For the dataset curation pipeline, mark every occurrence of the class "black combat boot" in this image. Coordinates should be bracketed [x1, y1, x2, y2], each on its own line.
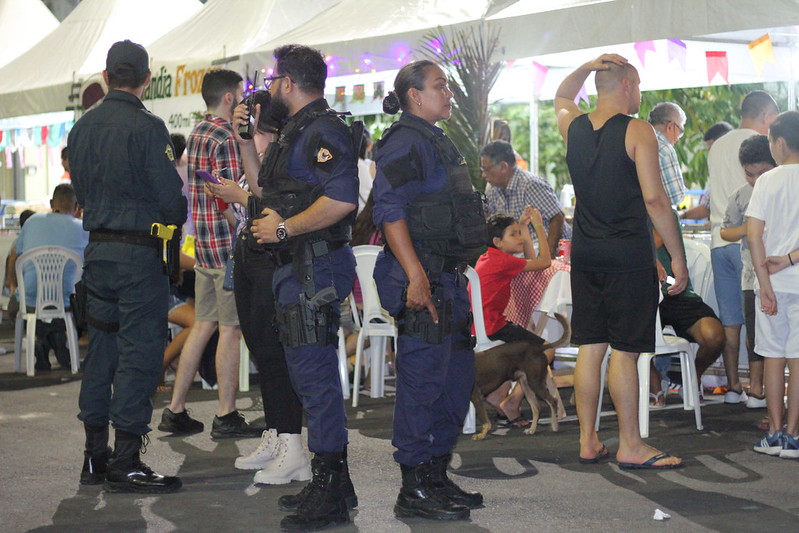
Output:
[80, 423, 110, 485]
[279, 453, 350, 532]
[394, 462, 470, 521]
[428, 453, 483, 508]
[104, 430, 182, 494]
[278, 446, 358, 512]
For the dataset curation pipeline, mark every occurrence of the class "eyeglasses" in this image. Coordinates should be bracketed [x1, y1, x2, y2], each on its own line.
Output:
[480, 162, 499, 173]
[264, 75, 287, 89]
[671, 121, 685, 139]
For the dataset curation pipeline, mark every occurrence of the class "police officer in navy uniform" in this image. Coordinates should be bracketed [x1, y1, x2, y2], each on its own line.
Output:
[248, 44, 358, 532]
[69, 40, 187, 493]
[372, 60, 486, 521]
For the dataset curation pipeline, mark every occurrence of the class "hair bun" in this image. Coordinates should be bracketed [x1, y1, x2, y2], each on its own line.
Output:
[382, 91, 401, 115]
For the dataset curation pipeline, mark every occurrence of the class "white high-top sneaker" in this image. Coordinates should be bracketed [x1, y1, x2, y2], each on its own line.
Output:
[253, 433, 311, 485]
[235, 429, 279, 470]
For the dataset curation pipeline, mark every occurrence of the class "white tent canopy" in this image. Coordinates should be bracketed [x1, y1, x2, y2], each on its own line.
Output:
[142, 0, 342, 136]
[147, 0, 341, 62]
[241, 0, 516, 74]
[0, 0, 202, 120]
[0, 0, 58, 68]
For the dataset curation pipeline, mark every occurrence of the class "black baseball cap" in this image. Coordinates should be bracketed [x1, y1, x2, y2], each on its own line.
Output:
[106, 40, 149, 76]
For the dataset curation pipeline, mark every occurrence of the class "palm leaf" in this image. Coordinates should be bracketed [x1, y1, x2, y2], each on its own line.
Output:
[419, 25, 503, 190]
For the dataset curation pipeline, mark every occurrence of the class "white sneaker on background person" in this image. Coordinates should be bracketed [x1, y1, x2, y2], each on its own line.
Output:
[235, 429, 279, 470]
[746, 394, 767, 409]
[253, 433, 311, 485]
[724, 389, 748, 404]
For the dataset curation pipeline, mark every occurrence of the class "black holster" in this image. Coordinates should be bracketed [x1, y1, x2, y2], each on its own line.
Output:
[276, 290, 338, 348]
[70, 280, 119, 333]
[399, 284, 452, 344]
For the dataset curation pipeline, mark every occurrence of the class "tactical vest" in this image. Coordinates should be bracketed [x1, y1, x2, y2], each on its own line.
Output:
[258, 103, 361, 248]
[378, 117, 487, 262]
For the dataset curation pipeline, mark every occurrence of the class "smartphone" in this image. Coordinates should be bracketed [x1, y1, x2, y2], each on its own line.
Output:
[664, 276, 676, 286]
[195, 169, 221, 185]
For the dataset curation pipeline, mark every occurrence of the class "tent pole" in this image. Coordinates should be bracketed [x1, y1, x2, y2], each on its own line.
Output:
[529, 89, 539, 179]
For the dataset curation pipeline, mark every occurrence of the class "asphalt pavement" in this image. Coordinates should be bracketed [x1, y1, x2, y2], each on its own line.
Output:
[1, 318, 797, 533]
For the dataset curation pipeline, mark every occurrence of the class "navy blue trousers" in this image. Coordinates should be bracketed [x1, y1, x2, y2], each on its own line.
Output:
[78, 243, 168, 435]
[273, 245, 355, 454]
[374, 252, 475, 466]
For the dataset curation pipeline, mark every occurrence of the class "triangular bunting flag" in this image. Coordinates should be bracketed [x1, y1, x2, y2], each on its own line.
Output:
[667, 39, 687, 70]
[748, 34, 777, 76]
[633, 41, 656, 67]
[706, 51, 729, 85]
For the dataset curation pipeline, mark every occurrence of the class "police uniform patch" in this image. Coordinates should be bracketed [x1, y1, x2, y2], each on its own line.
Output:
[317, 147, 333, 163]
[165, 144, 175, 162]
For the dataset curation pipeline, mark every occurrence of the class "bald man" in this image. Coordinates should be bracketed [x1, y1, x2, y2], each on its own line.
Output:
[554, 54, 687, 470]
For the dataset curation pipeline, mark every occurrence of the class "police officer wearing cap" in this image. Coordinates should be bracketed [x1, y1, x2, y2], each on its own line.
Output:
[372, 60, 486, 521]
[69, 40, 186, 493]
[247, 44, 358, 532]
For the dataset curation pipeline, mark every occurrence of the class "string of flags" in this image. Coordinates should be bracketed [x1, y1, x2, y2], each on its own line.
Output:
[505, 34, 778, 93]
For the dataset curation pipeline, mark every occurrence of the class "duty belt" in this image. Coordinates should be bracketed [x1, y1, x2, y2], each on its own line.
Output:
[89, 230, 160, 250]
[385, 244, 467, 275]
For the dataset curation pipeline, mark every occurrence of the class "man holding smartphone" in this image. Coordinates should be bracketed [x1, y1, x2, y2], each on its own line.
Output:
[158, 69, 261, 440]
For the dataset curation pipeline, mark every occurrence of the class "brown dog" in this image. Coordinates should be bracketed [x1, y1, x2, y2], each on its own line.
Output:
[471, 313, 570, 440]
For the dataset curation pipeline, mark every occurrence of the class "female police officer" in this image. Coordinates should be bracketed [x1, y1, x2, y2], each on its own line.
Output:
[372, 60, 486, 521]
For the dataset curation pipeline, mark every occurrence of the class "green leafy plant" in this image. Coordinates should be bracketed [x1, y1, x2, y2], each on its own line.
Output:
[419, 25, 503, 190]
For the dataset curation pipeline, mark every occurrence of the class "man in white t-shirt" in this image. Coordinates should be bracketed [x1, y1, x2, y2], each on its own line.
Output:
[706, 90, 778, 404]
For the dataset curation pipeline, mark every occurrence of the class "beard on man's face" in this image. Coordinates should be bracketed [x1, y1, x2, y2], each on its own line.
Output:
[270, 90, 290, 123]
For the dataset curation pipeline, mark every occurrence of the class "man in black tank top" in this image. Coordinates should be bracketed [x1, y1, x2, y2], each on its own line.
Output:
[554, 54, 688, 470]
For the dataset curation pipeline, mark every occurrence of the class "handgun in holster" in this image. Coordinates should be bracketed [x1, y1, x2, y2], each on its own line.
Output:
[277, 286, 338, 348]
[400, 283, 452, 344]
[151, 223, 181, 280]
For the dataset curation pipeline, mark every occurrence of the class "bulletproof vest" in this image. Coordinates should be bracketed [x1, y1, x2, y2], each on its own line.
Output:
[378, 118, 487, 261]
[258, 104, 361, 248]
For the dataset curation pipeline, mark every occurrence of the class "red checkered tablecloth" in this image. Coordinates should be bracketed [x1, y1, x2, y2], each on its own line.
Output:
[504, 259, 571, 329]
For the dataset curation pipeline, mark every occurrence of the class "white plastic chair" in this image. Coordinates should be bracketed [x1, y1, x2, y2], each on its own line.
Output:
[337, 294, 362, 400]
[351, 245, 397, 407]
[14, 246, 83, 376]
[594, 297, 703, 438]
[463, 266, 505, 434]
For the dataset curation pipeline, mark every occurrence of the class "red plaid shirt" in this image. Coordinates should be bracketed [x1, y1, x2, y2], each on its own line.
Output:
[187, 115, 241, 268]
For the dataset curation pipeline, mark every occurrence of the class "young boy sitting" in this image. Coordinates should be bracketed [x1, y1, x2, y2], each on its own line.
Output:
[720, 134, 777, 409]
[747, 110, 799, 458]
[474, 206, 552, 426]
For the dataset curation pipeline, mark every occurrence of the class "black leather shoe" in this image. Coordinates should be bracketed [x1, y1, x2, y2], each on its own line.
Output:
[278, 446, 358, 512]
[104, 431, 182, 494]
[104, 461, 182, 494]
[211, 410, 262, 439]
[280, 453, 350, 531]
[394, 462, 469, 521]
[80, 446, 111, 485]
[428, 453, 483, 508]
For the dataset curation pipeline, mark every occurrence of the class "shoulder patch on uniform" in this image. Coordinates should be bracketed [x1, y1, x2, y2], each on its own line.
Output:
[317, 147, 333, 163]
[308, 133, 343, 174]
[165, 144, 175, 162]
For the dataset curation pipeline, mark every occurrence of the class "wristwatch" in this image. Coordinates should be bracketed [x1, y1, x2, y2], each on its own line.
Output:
[276, 221, 288, 242]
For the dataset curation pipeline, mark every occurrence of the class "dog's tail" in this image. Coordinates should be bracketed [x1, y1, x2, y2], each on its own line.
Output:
[540, 312, 571, 351]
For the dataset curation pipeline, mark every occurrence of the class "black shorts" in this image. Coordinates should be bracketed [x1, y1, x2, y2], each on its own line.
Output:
[488, 322, 544, 344]
[571, 268, 658, 353]
[658, 293, 718, 343]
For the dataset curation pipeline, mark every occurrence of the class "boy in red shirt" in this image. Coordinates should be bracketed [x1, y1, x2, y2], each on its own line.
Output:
[475, 206, 552, 425]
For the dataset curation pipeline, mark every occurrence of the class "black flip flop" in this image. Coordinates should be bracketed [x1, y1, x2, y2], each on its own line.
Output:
[503, 416, 532, 428]
[618, 452, 684, 470]
[579, 444, 609, 464]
